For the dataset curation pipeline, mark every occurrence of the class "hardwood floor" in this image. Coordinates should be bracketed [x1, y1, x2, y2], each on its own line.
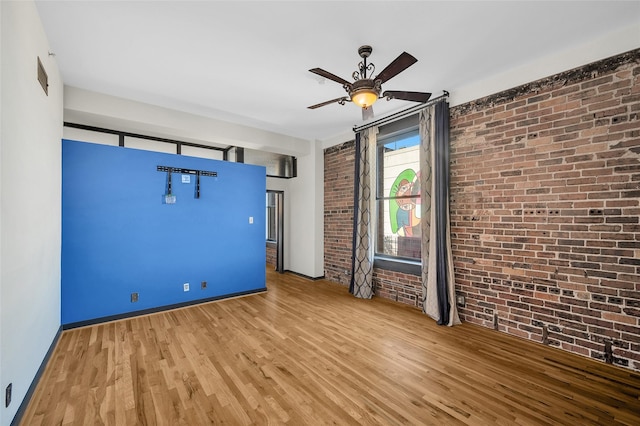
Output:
[21, 268, 640, 425]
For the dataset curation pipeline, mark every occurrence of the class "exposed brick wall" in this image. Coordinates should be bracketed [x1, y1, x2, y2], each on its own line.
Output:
[266, 243, 276, 267]
[450, 49, 640, 370]
[324, 141, 355, 285]
[323, 49, 640, 371]
[373, 268, 422, 309]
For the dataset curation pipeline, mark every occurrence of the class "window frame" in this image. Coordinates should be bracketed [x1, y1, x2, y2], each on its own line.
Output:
[373, 116, 422, 276]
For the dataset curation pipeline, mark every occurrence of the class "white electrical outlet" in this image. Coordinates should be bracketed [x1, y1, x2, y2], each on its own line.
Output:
[249, 216, 254, 224]
[183, 283, 189, 292]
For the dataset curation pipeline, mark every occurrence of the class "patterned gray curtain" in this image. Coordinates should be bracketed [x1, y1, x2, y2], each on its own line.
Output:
[350, 128, 377, 298]
[420, 100, 461, 326]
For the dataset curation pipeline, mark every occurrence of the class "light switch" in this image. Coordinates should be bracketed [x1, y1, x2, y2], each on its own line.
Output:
[249, 216, 254, 224]
[181, 175, 190, 183]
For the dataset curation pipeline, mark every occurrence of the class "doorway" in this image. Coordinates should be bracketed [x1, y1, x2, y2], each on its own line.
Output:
[266, 190, 284, 273]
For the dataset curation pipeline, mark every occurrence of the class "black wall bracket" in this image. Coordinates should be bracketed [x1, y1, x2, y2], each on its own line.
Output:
[158, 166, 217, 200]
[157, 166, 217, 177]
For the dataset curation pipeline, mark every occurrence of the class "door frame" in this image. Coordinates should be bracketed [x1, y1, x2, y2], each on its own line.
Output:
[267, 190, 285, 273]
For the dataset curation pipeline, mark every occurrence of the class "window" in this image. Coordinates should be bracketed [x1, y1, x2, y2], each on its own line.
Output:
[266, 192, 277, 242]
[374, 114, 421, 272]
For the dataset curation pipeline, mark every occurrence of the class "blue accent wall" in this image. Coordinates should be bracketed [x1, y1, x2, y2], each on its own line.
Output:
[61, 140, 266, 325]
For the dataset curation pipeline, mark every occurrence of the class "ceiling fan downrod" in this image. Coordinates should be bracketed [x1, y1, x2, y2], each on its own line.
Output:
[353, 45, 375, 81]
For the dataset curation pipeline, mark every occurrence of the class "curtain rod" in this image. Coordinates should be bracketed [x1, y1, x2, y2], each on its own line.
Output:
[352, 90, 449, 133]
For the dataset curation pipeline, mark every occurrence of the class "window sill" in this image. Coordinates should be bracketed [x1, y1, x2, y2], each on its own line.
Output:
[373, 256, 421, 276]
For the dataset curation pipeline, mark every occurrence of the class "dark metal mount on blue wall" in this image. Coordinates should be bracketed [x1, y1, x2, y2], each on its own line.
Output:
[157, 166, 217, 177]
[157, 166, 218, 199]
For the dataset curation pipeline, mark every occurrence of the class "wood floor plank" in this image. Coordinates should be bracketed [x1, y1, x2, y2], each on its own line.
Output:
[19, 268, 640, 425]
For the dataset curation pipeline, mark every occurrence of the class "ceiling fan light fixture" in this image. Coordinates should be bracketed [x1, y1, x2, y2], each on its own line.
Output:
[351, 89, 379, 108]
[350, 79, 380, 108]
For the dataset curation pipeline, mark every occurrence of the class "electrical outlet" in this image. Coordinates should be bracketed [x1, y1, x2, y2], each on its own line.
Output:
[456, 295, 466, 307]
[201, 281, 207, 289]
[131, 292, 139, 303]
[5, 383, 11, 408]
[249, 216, 254, 224]
[183, 283, 190, 292]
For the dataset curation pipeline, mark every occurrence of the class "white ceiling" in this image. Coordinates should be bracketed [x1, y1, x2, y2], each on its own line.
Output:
[35, 1, 640, 143]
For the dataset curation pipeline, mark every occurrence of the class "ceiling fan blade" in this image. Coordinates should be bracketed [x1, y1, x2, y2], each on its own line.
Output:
[309, 68, 353, 88]
[362, 106, 374, 121]
[374, 52, 418, 84]
[307, 97, 349, 109]
[383, 91, 432, 103]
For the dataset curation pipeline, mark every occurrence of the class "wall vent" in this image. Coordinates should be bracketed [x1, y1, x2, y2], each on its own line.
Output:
[232, 147, 297, 178]
[37, 56, 48, 95]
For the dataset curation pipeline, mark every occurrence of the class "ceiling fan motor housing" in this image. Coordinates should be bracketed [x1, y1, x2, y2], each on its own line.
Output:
[350, 79, 379, 94]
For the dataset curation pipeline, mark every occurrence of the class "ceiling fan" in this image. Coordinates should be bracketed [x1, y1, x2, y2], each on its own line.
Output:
[308, 45, 431, 120]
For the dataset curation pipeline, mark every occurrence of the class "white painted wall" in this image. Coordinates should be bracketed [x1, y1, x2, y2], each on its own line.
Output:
[181, 146, 224, 161]
[312, 141, 325, 277]
[0, 2, 63, 425]
[63, 126, 120, 146]
[265, 144, 324, 279]
[125, 136, 178, 154]
[287, 141, 324, 278]
[265, 142, 324, 279]
[0, 2, 3, 419]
